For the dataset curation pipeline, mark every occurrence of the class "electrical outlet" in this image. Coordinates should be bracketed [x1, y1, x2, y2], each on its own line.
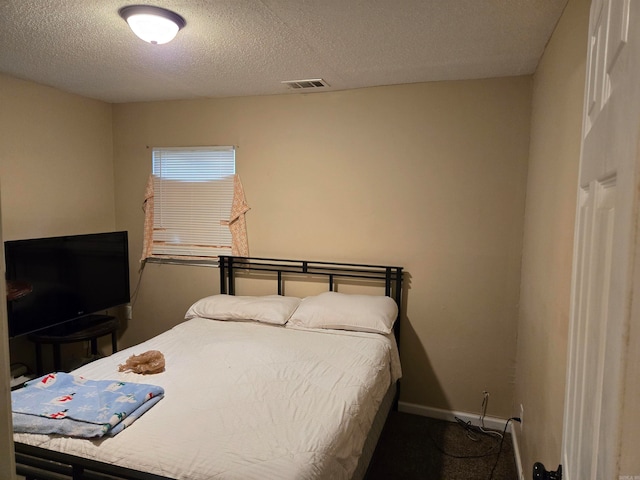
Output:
[520, 403, 524, 430]
[125, 304, 133, 320]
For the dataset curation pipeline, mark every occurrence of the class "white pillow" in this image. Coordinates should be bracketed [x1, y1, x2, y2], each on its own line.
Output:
[288, 291, 398, 334]
[185, 294, 301, 325]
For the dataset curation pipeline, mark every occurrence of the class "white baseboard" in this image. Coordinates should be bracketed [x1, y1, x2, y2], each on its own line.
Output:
[511, 427, 525, 480]
[397, 401, 525, 480]
[398, 401, 511, 432]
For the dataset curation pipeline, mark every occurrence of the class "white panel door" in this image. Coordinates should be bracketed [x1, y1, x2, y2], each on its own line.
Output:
[562, 0, 640, 479]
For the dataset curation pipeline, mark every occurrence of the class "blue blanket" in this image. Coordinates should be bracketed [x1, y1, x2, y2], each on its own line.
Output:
[12, 372, 164, 438]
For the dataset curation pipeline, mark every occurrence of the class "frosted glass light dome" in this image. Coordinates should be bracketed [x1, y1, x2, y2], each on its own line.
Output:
[119, 5, 186, 45]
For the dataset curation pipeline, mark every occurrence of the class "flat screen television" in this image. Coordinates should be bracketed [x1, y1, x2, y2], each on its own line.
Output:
[5, 231, 130, 338]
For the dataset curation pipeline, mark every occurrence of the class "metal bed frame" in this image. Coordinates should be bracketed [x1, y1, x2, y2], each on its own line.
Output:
[15, 442, 171, 480]
[15, 255, 404, 480]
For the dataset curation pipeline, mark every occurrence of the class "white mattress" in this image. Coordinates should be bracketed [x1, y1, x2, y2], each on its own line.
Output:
[14, 317, 401, 480]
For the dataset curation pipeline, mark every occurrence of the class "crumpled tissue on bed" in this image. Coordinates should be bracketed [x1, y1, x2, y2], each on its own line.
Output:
[11, 372, 164, 438]
[118, 349, 165, 374]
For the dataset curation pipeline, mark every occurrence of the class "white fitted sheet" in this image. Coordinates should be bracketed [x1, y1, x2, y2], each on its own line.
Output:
[14, 317, 401, 480]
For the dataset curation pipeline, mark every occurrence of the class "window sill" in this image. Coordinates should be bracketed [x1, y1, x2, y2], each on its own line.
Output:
[144, 257, 219, 267]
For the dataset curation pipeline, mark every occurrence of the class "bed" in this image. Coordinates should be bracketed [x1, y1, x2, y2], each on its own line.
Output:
[13, 256, 404, 480]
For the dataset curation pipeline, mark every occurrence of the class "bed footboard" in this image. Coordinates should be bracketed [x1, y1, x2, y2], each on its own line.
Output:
[15, 442, 173, 480]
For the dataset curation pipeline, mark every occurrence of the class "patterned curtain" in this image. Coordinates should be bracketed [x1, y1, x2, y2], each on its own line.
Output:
[140, 174, 155, 264]
[227, 174, 250, 257]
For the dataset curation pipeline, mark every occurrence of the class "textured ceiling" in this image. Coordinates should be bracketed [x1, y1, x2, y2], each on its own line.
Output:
[0, 0, 568, 103]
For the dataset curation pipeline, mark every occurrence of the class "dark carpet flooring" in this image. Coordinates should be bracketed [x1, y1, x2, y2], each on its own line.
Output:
[365, 412, 518, 480]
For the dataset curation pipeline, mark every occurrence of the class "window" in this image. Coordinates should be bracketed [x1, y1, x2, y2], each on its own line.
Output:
[148, 146, 236, 261]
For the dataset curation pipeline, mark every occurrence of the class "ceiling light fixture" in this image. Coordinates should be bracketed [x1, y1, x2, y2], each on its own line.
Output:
[119, 5, 186, 45]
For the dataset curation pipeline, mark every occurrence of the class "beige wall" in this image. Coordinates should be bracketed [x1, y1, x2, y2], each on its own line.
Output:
[514, 0, 589, 474]
[0, 73, 116, 368]
[113, 77, 532, 416]
[0, 74, 115, 241]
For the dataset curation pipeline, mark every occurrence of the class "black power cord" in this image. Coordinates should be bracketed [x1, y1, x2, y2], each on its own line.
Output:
[428, 414, 521, 479]
[429, 417, 501, 459]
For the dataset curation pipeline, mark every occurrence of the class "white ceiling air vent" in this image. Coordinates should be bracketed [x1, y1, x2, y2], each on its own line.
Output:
[281, 78, 330, 90]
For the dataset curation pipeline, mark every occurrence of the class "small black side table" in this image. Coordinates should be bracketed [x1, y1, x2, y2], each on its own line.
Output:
[28, 314, 119, 374]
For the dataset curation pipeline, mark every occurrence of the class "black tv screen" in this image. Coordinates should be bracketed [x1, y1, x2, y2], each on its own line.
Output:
[5, 231, 130, 338]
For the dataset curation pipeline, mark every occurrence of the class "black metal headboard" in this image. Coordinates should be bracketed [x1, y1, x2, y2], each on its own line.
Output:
[218, 255, 403, 339]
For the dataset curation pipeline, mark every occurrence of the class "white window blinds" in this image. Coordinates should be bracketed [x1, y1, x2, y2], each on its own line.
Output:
[151, 146, 235, 259]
